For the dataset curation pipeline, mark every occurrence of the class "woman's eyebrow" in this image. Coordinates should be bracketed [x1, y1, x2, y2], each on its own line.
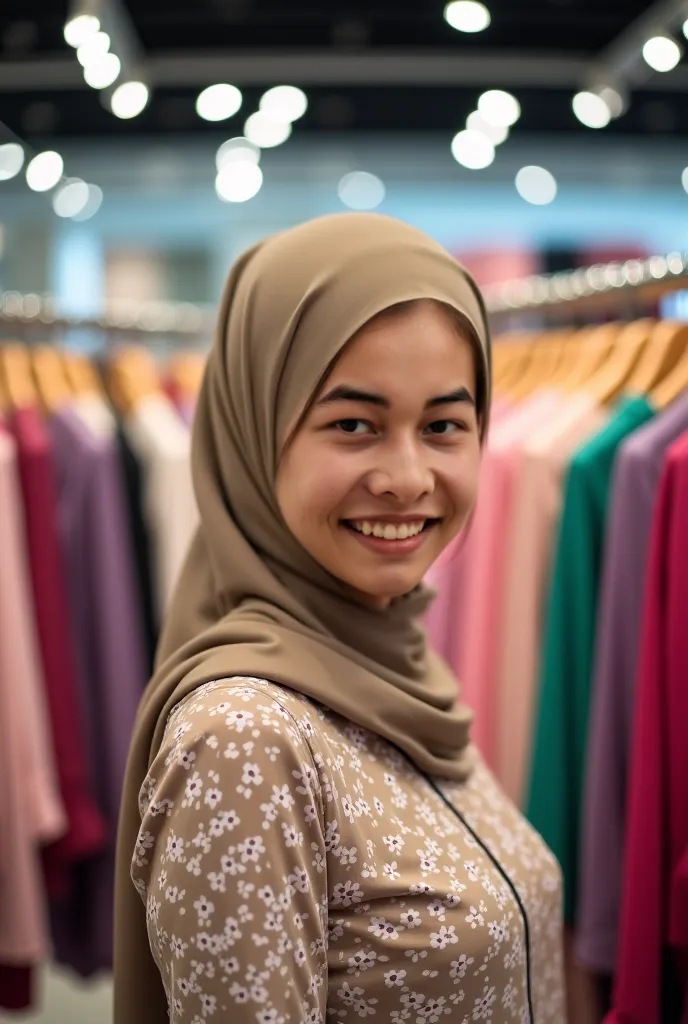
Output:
[316, 384, 475, 409]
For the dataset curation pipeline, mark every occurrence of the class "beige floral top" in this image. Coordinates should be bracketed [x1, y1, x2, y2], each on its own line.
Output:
[132, 676, 566, 1023]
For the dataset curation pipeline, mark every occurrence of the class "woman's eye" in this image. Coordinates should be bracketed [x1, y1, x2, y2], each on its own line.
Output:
[335, 418, 371, 435]
[425, 420, 465, 436]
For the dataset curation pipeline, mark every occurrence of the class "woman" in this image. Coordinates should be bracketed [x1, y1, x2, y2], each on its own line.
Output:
[114, 212, 565, 1023]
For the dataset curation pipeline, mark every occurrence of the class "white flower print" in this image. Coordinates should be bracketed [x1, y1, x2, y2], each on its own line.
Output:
[428, 899, 446, 921]
[430, 925, 458, 949]
[418, 996, 450, 1021]
[224, 742, 239, 760]
[193, 895, 214, 923]
[165, 833, 185, 862]
[183, 772, 203, 806]
[369, 917, 401, 941]
[281, 822, 303, 847]
[384, 968, 407, 987]
[239, 835, 266, 863]
[399, 909, 422, 929]
[331, 880, 363, 907]
[204, 788, 222, 811]
[177, 750, 196, 770]
[450, 954, 475, 981]
[383, 834, 404, 854]
[169, 935, 188, 959]
[465, 904, 486, 929]
[226, 710, 254, 732]
[472, 984, 496, 1020]
[383, 861, 400, 881]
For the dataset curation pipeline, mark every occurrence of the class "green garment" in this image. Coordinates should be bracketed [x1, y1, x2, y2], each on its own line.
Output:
[526, 394, 655, 922]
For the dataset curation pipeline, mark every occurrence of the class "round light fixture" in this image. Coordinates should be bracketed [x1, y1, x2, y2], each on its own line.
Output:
[683, 19, 688, 40]
[444, 1, 491, 33]
[83, 52, 121, 89]
[515, 165, 557, 205]
[477, 89, 521, 127]
[110, 81, 150, 119]
[338, 171, 386, 210]
[71, 184, 103, 222]
[0, 142, 25, 181]
[216, 137, 261, 171]
[52, 178, 90, 218]
[196, 84, 243, 122]
[26, 150, 64, 192]
[572, 91, 611, 129]
[63, 14, 100, 48]
[259, 85, 308, 123]
[244, 112, 292, 148]
[215, 160, 264, 202]
[642, 35, 682, 72]
[451, 129, 495, 169]
[466, 110, 509, 144]
[76, 30, 110, 67]
[682, 167, 688, 193]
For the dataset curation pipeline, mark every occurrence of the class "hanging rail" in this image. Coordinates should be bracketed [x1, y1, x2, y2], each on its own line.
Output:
[484, 251, 688, 317]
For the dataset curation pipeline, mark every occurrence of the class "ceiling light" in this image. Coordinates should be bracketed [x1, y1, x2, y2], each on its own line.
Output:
[683, 19, 688, 39]
[76, 30, 110, 67]
[216, 137, 261, 171]
[338, 171, 386, 210]
[196, 84, 243, 122]
[83, 52, 121, 89]
[71, 184, 103, 221]
[466, 110, 509, 144]
[52, 178, 90, 218]
[0, 142, 25, 181]
[682, 167, 688, 193]
[515, 165, 557, 205]
[110, 81, 150, 119]
[244, 112, 291, 148]
[598, 85, 625, 118]
[215, 161, 263, 202]
[451, 129, 495, 169]
[259, 85, 308, 123]
[642, 35, 682, 72]
[572, 91, 611, 128]
[444, 1, 491, 33]
[26, 150, 64, 192]
[477, 89, 521, 127]
[63, 14, 100, 48]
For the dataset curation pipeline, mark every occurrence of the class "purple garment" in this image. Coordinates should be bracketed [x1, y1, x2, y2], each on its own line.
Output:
[48, 407, 147, 976]
[577, 393, 688, 974]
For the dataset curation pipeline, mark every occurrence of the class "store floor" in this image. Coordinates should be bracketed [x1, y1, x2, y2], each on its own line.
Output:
[0, 968, 112, 1023]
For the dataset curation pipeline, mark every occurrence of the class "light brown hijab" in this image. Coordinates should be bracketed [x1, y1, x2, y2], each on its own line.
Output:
[114, 212, 491, 1023]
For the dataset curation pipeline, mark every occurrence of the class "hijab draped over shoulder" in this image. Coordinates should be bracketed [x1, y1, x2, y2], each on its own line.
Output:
[114, 212, 491, 1023]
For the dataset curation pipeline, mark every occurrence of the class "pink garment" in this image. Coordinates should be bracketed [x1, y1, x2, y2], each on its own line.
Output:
[458, 391, 562, 764]
[493, 394, 608, 806]
[0, 427, 65, 965]
[605, 432, 688, 1024]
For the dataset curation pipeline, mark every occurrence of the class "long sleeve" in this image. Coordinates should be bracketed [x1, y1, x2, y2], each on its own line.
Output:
[131, 681, 328, 1023]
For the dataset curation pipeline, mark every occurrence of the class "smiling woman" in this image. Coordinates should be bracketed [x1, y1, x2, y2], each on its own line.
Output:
[114, 212, 566, 1024]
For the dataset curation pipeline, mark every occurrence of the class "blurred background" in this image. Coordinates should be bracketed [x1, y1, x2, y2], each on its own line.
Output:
[2, 1, 688, 1022]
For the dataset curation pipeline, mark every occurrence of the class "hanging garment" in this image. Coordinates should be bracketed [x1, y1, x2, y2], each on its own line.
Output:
[605, 431, 688, 1024]
[132, 676, 566, 1023]
[577, 392, 688, 975]
[0, 425, 64, 1010]
[526, 394, 655, 922]
[9, 406, 107, 898]
[123, 394, 198, 617]
[493, 392, 608, 807]
[48, 404, 148, 974]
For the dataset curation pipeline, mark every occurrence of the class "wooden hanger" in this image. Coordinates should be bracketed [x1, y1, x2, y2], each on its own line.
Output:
[625, 320, 688, 395]
[507, 332, 566, 400]
[168, 351, 205, 401]
[651, 325, 688, 410]
[31, 345, 74, 413]
[109, 345, 161, 414]
[586, 318, 655, 406]
[547, 329, 587, 387]
[0, 343, 38, 409]
[561, 322, 622, 393]
[61, 350, 105, 398]
[492, 338, 533, 394]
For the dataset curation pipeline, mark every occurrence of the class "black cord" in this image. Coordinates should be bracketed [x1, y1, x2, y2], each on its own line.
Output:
[424, 774, 535, 1024]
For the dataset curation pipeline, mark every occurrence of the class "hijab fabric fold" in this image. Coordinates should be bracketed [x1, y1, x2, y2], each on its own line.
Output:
[114, 212, 491, 1023]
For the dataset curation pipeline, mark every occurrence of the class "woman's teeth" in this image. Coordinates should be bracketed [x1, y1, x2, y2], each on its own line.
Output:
[348, 520, 426, 540]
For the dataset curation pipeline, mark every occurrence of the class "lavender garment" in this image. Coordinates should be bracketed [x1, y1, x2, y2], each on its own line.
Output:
[48, 407, 147, 975]
[577, 393, 688, 974]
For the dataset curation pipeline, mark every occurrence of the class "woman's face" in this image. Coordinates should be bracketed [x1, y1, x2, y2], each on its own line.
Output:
[275, 300, 482, 608]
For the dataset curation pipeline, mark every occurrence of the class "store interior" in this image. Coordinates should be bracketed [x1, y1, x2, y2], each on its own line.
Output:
[1, 0, 688, 1021]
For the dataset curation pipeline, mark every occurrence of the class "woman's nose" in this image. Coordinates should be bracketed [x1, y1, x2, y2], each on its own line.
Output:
[367, 440, 435, 504]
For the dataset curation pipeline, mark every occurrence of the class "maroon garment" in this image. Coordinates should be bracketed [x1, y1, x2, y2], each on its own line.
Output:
[0, 965, 33, 1012]
[10, 407, 107, 897]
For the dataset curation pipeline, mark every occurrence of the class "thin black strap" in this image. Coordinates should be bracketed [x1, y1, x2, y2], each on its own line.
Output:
[424, 774, 535, 1024]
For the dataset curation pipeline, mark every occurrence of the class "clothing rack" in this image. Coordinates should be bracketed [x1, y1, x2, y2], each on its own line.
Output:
[0, 289, 214, 340]
[484, 250, 688, 321]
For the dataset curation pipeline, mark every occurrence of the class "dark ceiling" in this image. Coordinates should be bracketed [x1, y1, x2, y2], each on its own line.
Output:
[2, 0, 687, 141]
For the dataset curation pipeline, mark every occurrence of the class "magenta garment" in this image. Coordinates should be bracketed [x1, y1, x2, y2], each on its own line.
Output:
[578, 394, 688, 974]
[48, 406, 148, 975]
[605, 431, 688, 1024]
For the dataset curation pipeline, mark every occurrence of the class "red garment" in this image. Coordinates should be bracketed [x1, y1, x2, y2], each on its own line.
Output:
[10, 407, 107, 897]
[605, 432, 688, 1024]
[0, 965, 33, 1011]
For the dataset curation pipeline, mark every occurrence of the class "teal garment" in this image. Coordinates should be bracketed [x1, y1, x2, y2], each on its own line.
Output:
[526, 394, 655, 923]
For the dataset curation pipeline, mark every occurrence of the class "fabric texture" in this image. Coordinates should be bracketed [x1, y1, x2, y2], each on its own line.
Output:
[133, 675, 566, 1023]
[48, 405, 147, 975]
[577, 394, 688, 974]
[114, 212, 491, 1024]
[526, 394, 655, 922]
[604, 432, 688, 1024]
